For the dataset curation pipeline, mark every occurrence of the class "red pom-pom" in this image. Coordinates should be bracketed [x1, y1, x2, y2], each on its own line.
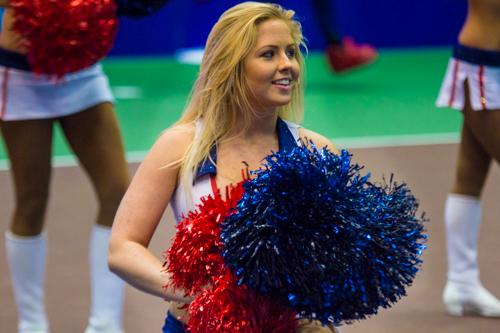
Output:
[165, 182, 245, 296]
[166, 177, 296, 331]
[188, 271, 298, 333]
[11, 0, 118, 76]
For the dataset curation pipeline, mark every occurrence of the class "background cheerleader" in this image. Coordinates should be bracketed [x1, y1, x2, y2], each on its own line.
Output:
[311, 0, 378, 73]
[436, 0, 500, 318]
[0, 0, 129, 332]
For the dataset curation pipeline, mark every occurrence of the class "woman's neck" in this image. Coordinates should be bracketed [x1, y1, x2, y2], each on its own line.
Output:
[227, 112, 278, 142]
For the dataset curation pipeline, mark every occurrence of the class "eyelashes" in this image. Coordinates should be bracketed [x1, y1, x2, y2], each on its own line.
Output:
[260, 48, 296, 59]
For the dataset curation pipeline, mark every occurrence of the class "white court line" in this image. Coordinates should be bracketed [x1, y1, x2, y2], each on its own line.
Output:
[0, 132, 459, 171]
[333, 132, 459, 149]
[0, 151, 149, 171]
[112, 86, 143, 99]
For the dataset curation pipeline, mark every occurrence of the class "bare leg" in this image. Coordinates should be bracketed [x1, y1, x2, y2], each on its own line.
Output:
[461, 100, 500, 165]
[59, 102, 129, 332]
[451, 118, 491, 197]
[0, 119, 53, 236]
[1, 118, 53, 332]
[443, 82, 500, 317]
[59, 102, 129, 227]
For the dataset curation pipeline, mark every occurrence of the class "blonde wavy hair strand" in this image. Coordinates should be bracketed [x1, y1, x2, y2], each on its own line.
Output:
[172, 2, 306, 194]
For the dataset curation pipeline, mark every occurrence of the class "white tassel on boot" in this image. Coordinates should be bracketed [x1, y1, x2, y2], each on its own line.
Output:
[84, 225, 125, 333]
[5, 231, 49, 333]
[443, 193, 500, 317]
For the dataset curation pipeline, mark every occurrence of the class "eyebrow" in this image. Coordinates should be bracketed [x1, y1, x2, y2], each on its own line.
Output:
[256, 43, 296, 51]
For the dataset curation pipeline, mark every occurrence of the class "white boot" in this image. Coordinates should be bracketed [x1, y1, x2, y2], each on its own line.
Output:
[443, 194, 500, 317]
[84, 225, 125, 333]
[5, 231, 50, 333]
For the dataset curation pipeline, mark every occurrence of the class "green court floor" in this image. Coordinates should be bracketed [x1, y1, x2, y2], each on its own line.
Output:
[0, 48, 460, 164]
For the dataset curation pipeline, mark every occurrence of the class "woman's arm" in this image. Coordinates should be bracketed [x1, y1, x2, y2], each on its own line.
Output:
[108, 124, 194, 302]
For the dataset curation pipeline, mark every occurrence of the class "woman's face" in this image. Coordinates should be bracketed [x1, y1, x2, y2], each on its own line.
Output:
[243, 19, 300, 112]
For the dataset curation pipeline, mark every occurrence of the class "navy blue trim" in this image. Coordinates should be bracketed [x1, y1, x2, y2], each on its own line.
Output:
[195, 117, 298, 179]
[162, 312, 186, 333]
[453, 43, 500, 67]
[277, 117, 299, 152]
[0, 47, 31, 71]
[195, 144, 217, 178]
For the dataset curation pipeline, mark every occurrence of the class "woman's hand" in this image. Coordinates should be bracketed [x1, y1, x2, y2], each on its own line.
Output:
[296, 319, 338, 333]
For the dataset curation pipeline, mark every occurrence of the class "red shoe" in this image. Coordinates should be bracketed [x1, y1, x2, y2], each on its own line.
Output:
[326, 37, 378, 73]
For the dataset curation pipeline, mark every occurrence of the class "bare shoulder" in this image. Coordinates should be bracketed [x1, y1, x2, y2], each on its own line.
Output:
[298, 127, 339, 154]
[115, 122, 195, 233]
[146, 123, 195, 166]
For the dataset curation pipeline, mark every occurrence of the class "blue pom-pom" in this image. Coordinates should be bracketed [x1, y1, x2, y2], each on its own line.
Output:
[220, 144, 427, 324]
[115, 0, 169, 18]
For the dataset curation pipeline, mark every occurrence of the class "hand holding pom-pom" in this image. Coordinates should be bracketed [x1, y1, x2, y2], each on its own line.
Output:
[188, 271, 298, 333]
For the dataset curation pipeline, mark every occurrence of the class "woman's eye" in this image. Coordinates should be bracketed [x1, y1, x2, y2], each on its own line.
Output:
[262, 50, 274, 58]
[287, 48, 296, 58]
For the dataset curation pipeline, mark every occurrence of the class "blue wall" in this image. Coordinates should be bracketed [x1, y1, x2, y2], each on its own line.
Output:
[111, 0, 467, 56]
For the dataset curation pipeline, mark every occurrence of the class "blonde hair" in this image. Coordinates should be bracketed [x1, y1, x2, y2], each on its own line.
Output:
[174, 2, 306, 190]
